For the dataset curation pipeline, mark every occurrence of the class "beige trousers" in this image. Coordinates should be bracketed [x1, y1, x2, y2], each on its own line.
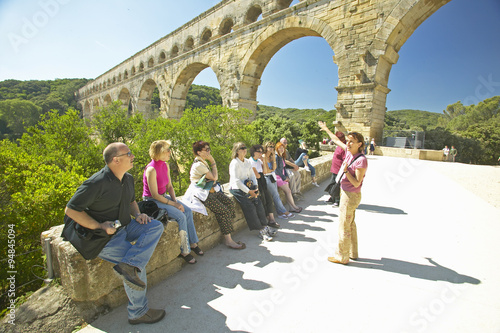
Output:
[335, 189, 361, 263]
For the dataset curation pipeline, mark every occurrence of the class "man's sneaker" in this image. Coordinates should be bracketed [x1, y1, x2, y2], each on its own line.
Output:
[113, 262, 146, 291]
[332, 202, 339, 207]
[304, 166, 311, 172]
[259, 228, 273, 241]
[268, 221, 281, 229]
[129, 308, 166, 325]
[325, 197, 335, 203]
[266, 226, 278, 237]
[312, 182, 320, 187]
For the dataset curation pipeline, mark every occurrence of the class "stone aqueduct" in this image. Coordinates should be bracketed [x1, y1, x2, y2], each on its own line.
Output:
[76, 0, 451, 141]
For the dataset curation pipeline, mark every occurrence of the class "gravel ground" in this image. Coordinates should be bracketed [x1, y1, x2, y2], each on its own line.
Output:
[427, 160, 500, 208]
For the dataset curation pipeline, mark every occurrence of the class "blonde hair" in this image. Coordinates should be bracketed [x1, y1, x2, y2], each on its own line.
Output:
[231, 142, 247, 159]
[149, 140, 171, 160]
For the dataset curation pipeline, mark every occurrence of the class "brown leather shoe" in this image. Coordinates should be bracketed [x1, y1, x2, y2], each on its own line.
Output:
[328, 257, 347, 265]
[129, 308, 166, 325]
[113, 262, 146, 291]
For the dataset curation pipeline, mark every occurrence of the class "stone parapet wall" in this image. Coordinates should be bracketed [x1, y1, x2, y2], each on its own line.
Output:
[40, 154, 333, 308]
[319, 144, 444, 162]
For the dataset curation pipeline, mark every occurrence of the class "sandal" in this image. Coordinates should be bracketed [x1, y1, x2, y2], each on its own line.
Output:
[226, 241, 246, 250]
[179, 253, 196, 264]
[292, 207, 302, 213]
[192, 246, 204, 256]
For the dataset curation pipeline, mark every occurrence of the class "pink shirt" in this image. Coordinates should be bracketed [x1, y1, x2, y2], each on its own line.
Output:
[142, 159, 169, 197]
[341, 152, 367, 193]
[330, 146, 346, 174]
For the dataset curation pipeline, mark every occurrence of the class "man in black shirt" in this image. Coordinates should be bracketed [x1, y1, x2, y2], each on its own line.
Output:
[65, 142, 165, 325]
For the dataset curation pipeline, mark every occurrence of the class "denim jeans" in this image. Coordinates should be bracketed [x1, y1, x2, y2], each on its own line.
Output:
[229, 189, 268, 231]
[265, 176, 287, 214]
[99, 218, 164, 320]
[295, 153, 316, 177]
[144, 195, 199, 254]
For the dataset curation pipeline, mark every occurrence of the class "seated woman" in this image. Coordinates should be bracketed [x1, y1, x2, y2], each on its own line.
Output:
[294, 139, 319, 187]
[183, 141, 245, 250]
[249, 144, 280, 231]
[275, 141, 302, 213]
[229, 142, 273, 241]
[262, 141, 294, 220]
[142, 140, 203, 264]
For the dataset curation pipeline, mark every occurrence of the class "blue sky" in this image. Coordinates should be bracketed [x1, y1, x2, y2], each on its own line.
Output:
[0, 0, 499, 113]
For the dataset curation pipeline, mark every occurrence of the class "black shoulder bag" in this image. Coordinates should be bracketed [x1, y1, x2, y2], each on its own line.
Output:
[325, 154, 364, 196]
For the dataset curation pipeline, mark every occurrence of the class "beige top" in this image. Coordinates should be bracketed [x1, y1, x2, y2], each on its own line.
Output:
[190, 157, 210, 183]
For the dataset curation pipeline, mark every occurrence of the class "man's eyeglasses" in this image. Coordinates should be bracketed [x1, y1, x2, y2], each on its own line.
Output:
[115, 151, 132, 158]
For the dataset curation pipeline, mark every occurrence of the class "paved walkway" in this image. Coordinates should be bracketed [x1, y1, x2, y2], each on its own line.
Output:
[81, 156, 500, 333]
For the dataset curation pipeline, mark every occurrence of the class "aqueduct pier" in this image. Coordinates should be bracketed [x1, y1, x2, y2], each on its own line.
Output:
[75, 0, 451, 142]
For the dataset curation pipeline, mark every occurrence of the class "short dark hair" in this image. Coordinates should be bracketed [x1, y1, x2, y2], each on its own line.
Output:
[193, 140, 209, 156]
[250, 144, 263, 157]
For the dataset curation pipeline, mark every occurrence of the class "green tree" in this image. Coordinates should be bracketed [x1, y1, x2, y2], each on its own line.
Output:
[91, 101, 145, 146]
[0, 99, 43, 139]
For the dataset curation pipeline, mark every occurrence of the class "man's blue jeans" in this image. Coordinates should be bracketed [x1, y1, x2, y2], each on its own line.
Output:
[295, 153, 316, 177]
[99, 218, 164, 320]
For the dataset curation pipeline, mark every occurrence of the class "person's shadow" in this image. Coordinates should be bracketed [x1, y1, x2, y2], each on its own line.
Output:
[349, 257, 480, 284]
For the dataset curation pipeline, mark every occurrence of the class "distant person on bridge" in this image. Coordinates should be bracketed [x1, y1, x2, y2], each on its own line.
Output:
[318, 121, 368, 265]
[450, 146, 457, 162]
[369, 138, 376, 155]
[442, 145, 450, 161]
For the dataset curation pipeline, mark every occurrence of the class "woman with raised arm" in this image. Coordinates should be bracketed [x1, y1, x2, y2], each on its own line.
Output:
[183, 141, 245, 250]
[142, 140, 203, 264]
[318, 121, 368, 265]
[275, 141, 302, 213]
[229, 142, 274, 241]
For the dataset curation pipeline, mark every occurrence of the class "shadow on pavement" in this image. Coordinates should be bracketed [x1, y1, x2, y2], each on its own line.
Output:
[358, 204, 407, 215]
[349, 257, 481, 284]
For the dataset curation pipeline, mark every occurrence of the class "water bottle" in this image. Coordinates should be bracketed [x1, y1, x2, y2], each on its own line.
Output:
[113, 220, 121, 228]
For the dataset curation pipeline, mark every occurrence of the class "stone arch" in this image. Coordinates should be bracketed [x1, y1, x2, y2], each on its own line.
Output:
[200, 28, 212, 45]
[139, 62, 145, 72]
[103, 94, 112, 107]
[131, 66, 136, 75]
[171, 45, 179, 58]
[239, 15, 344, 108]
[374, 0, 453, 88]
[83, 100, 91, 119]
[219, 17, 234, 35]
[148, 57, 154, 68]
[184, 36, 194, 51]
[159, 51, 166, 63]
[124, 70, 129, 80]
[169, 62, 219, 118]
[276, 0, 293, 10]
[92, 98, 100, 112]
[137, 78, 158, 114]
[245, 4, 263, 24]
[118, 88, 131, 109]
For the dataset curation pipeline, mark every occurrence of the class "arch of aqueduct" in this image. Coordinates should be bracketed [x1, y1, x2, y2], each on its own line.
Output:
[76, 0, 451, 141]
